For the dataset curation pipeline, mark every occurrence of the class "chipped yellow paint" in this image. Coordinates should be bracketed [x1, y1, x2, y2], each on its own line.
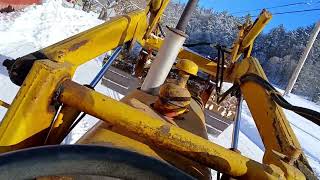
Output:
[59, 79, 282, 179]
[0, 60, 73, 147]
[42, 10, 148, 66]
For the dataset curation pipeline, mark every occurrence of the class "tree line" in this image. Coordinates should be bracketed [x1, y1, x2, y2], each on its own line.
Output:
[162, 1, 320, 103]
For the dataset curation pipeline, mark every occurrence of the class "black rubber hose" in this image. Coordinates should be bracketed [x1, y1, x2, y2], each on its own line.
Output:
[240, 73, 320, 126]
[184, 42, 211, 47]
[271, 93, 320, 126]
[158, 23, 166, 37]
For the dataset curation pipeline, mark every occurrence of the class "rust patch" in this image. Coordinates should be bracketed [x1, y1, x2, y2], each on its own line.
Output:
[68, 40, 89, 51]
[57, 50, 65, 59]
[159, 124, 171, 136]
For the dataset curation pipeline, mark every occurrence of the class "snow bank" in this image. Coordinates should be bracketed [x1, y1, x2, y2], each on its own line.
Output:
[0, 0, 101, 53]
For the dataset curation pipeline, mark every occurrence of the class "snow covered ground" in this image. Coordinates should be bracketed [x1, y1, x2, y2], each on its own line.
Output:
[0, 0, 319, 178]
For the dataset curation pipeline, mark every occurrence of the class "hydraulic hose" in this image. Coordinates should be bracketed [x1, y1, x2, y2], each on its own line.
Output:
[240, 73, 320, 127]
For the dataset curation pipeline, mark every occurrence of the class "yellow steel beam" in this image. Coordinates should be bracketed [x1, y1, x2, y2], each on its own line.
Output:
[0, 60, 73, 147]
[59, 79, 287, 179]
[31, 10, 149, 145]
[77, 90, 211, 179]
[244, 43, 254, 58]
[146, 0, 170, 38]
[233, 57, 301, 159]
[179, 48, 219, 77]
[42, 10, 148, 66]
[150, 0, 163, 12]
[228, 10, 271, 63]
[230, 27, 244, 63]
[46, 106, 81, 144]
[231, 57, 310, 179]
[241, 10, 272, 49]
[35, 4, 173, 145]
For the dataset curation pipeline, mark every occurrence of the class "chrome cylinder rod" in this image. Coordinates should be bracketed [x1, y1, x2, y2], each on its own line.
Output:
[231, 95, 243, 149]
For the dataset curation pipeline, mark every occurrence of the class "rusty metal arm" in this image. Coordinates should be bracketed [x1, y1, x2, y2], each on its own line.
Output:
[241, 10, 272, 49]
[0, 10, 150, 148]
[145, 0, 171, 38]
[58, 79, 288, 180]
[231, 57, 311, 179]
[41, 0, 171, 68]
[39, 1, 173, 145]
[235, 57, 301, 158]
[41, 9, 148, 66]
[0, 60, 73, 149]
[230, 10, 272, 63]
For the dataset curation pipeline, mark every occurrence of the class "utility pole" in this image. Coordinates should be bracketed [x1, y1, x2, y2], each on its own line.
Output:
[284, 21, 320, 96]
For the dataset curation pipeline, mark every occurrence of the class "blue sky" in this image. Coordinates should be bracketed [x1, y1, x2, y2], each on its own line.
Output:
[179, 0, 320, 32]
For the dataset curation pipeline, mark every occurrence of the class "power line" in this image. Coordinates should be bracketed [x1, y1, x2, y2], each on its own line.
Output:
[231, 1, 314, 15]
[272, 8, 320, 15]
[245, 8, 320, 18]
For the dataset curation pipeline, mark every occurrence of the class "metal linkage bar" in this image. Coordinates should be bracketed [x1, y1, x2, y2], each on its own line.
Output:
[66, 47, 123, 134]
[90, 46, 122, 88]
[59, 79, 281, 180]
[42, 10, 147, 66]
[231, 95, 243, 150]
[0, 100, 10, 109]
[241, 10, 272, 49]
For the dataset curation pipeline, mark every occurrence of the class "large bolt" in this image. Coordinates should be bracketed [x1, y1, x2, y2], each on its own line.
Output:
[154, 59, 198, 118]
